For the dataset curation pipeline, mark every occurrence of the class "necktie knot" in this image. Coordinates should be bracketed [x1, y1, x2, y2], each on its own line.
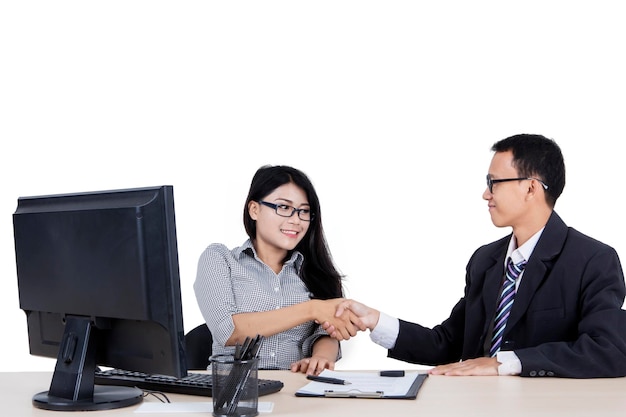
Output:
[506, 259, 527, 283]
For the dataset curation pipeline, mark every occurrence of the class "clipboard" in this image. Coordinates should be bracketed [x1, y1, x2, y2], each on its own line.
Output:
[295, 370, 428, 399]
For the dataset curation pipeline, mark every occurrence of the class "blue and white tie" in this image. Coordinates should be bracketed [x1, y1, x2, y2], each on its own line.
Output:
[490, 258, 527, 357]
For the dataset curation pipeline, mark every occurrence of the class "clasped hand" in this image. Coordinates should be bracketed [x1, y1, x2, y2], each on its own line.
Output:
[314, 299, 363, 341]
[319, 299, 377, 341]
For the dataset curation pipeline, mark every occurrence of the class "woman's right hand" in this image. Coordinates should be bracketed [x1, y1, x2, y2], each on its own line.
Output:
[312, 299, 361, 341]
[322, 299, 379, 340]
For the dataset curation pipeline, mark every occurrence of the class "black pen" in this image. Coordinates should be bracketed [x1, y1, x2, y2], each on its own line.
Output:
[307, 375, 351, 385]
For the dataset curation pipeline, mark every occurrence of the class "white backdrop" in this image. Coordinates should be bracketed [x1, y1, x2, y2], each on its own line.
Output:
[1, 1, 625, 373]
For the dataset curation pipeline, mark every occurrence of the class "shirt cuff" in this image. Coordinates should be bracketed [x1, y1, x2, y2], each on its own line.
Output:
[369, 312, 399, 350]
[496, 351, 522, 375]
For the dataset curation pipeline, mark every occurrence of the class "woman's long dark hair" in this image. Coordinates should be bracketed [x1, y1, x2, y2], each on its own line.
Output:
[243, 165, 343, 299]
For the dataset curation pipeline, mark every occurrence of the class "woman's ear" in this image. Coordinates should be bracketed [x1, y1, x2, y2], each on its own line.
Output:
[248, 200, 259, 220]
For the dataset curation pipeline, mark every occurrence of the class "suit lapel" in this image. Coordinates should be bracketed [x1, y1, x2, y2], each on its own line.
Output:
[483, 259, 506, 327]
[479, 242, 510, 348]
[505, 211, 568, 332]
[506, 260, 548, 329]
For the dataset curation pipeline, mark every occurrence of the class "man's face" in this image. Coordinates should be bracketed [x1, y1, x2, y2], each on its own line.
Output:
[483, 150, 533, 229]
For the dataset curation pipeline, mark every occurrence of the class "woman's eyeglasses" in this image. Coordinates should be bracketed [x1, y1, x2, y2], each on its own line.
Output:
[258, 201, 314, 221]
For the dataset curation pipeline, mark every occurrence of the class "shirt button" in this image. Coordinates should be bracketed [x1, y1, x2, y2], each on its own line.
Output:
[274, 287, 279, 292]
[269, 352, 275, 357]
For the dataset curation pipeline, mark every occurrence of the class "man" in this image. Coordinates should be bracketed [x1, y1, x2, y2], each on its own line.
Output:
[328, 134, 626, 377]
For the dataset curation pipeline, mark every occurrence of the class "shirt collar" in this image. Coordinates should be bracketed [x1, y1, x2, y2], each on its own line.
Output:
[506, 226, 545, 265]
[236, 239, 304, 270]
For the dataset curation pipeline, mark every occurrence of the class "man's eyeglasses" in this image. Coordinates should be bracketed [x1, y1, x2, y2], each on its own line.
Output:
[258, 201, 314, 221]
[486, 175, 549, 193]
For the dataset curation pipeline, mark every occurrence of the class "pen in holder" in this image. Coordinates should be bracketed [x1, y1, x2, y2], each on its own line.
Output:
[211, 335, 264, 417]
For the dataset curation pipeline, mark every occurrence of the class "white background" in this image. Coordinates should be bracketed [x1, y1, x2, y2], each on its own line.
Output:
[1, 1, 625, 373]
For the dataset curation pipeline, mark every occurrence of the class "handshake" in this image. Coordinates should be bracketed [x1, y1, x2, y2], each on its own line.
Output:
[315, 299, 381, 341]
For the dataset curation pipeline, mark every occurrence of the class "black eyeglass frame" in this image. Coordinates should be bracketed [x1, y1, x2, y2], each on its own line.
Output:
[257, 201, 314, 221]
[486, 175, 549, 193]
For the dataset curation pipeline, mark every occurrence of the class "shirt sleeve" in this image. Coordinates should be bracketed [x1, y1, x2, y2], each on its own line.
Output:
[497, 351, 522, 375]
[369, 311, 400, 349]
[302, 324, 342, 361]
[193, 245, 237, 347]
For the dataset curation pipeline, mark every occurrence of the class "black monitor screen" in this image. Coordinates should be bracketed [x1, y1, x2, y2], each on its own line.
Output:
[13, 185, 187, 411]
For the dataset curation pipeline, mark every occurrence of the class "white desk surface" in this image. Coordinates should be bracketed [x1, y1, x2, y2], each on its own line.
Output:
[1, 370, 625, 416]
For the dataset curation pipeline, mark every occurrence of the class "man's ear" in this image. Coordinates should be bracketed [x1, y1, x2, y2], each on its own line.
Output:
[526, 178, 542, 201]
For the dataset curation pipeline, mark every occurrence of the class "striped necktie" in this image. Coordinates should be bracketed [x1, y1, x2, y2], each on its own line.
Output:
[489, 258, 527, 357]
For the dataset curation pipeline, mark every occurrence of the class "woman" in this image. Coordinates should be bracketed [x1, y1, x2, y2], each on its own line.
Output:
[194, 165, 354, 375]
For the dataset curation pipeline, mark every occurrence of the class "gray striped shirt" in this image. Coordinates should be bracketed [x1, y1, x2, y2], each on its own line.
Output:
[193, 239, 329, 369]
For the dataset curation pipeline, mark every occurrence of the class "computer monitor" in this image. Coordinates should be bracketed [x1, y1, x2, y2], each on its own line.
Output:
[13, 185, 187, 411]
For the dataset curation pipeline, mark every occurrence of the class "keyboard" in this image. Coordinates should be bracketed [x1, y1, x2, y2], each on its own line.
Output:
[94, 368, 284, 397]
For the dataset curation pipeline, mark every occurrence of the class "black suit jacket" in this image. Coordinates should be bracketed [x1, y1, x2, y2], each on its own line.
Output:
[389, 211, 626, 378]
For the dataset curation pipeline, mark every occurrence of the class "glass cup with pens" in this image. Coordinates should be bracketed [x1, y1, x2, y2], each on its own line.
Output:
[210, 335, 264, 417]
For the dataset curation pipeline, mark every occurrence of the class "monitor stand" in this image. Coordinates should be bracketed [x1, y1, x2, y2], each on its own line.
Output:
[32, 315, 143, 411]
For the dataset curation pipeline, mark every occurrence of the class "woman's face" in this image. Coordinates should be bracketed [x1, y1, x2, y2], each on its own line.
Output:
[248, 182, 311, 254]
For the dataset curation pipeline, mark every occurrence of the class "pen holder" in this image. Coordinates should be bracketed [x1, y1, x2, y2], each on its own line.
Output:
[210, 354, 259, 417]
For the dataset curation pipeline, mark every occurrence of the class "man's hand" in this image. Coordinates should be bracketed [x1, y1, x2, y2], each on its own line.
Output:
[428, 357, 500, 376]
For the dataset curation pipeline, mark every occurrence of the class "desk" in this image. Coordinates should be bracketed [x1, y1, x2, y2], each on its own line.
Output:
[2, 371, 625, 416]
